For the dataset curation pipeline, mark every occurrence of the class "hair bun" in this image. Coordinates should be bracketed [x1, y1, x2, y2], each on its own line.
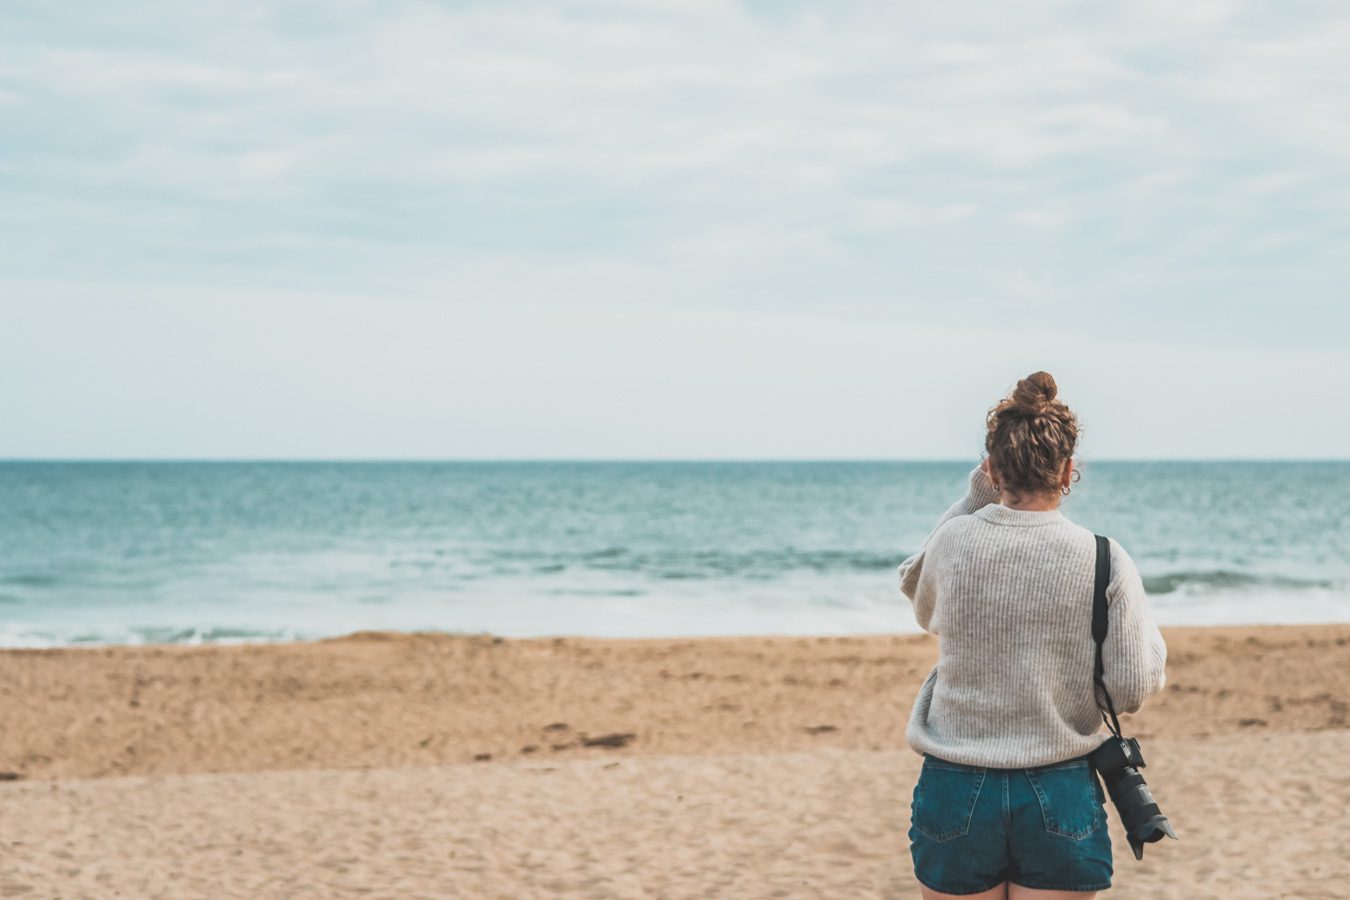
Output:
[1009, 370, 1058, 414]
[984, 371, 1079, 495]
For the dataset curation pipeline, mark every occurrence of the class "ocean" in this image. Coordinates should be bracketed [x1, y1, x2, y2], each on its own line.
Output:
[1, 460, 1346, 647]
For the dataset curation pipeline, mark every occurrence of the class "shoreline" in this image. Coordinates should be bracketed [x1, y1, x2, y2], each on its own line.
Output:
[6, 616, 1346, 649]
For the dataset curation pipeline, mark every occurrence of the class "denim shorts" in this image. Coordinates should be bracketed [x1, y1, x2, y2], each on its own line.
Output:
[908, 752, 1113, 894]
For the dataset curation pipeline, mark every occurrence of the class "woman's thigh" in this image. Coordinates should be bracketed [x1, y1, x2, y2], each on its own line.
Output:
[1008, 886, 1096, 900]
[921, 882, 1008, 900]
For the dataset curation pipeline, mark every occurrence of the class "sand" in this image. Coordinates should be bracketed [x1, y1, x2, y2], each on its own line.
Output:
[1, 623, 1347, 898]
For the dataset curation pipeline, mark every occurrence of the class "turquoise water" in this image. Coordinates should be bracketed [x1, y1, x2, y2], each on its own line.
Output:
[1, 461, 1347, 647]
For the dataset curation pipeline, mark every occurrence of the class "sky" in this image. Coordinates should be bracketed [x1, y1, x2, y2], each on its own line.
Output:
[2, 1, 1348, 460]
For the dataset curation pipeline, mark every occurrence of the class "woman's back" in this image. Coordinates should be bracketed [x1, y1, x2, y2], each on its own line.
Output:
[901, 489, 1167, 768]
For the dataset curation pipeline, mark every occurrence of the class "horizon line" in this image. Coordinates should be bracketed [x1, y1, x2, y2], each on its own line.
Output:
[2, 456, 1347, 464]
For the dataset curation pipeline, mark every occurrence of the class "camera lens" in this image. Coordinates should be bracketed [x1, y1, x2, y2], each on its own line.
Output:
[1089, 742, 1178, 860]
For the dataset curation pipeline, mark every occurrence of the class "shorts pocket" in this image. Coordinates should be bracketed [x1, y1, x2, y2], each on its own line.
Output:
[911, 760, 985, 843]
[1024, 764, 1104, 841]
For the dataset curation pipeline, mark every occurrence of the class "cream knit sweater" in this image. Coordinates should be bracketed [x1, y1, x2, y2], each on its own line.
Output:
[898, 464, 1168, 768]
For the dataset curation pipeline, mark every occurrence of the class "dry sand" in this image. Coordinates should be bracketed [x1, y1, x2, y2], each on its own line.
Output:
[1, 623, 1347, 898]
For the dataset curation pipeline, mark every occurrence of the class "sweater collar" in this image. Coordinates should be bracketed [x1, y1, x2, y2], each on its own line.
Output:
[973, 503, 1067, 527]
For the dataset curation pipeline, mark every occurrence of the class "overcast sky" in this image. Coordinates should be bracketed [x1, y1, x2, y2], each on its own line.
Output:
[3, 1, 1348, 460]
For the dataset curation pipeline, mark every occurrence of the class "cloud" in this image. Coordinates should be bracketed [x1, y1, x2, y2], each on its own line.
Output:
[1, 1, 1348, 456]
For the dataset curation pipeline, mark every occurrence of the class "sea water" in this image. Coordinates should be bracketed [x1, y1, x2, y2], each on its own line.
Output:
[1, 460, 1346, 647]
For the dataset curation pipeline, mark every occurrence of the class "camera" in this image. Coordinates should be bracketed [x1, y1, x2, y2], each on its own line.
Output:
[1088, 736, 1178, 860]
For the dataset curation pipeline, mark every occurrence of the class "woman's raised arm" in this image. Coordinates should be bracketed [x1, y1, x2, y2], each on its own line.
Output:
[898, 463, 1001, 630]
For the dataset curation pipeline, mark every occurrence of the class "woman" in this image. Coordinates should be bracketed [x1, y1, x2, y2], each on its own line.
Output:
[897, 371, 1168, 899]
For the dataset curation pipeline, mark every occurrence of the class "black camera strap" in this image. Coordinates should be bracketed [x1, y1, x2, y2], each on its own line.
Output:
[1092, 533, 1125, 739]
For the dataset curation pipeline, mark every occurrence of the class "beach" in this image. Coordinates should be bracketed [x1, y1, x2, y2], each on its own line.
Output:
[2, 623, 1347, 898]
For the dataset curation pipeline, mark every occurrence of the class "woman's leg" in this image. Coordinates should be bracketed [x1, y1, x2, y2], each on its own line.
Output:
[1008, 886, 1096, 900]
[920, 882, 1008, 900]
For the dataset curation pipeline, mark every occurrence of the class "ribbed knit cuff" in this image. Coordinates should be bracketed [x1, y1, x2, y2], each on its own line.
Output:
[960, 464, 1001, 513]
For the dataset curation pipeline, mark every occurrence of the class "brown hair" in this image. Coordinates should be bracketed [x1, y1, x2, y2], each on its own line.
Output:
[983, 371, 1081, 499]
